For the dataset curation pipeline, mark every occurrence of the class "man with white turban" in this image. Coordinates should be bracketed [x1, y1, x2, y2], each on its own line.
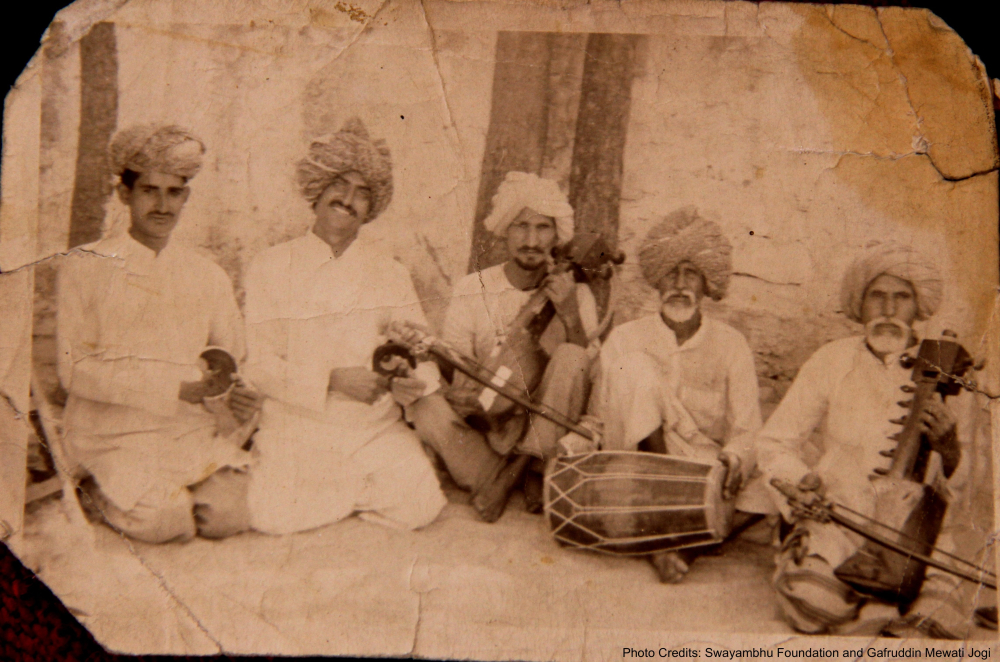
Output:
[57, 123, 253, 543]
[758, 241, 978, 638]
[190, 118, 446, 538]
[587, 206, 770, 583]
[407, 170, 599, 522]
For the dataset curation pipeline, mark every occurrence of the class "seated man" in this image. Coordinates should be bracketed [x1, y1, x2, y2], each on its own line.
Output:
[757, 241, 977, 638]
[590, 208, 771, 582]
[192, 118, 446, 537]
[408, 171, 599, 521]
[57, 124, 253, 543]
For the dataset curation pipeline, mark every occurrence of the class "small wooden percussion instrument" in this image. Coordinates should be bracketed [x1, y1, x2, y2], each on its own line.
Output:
[544, 451, 734, 555]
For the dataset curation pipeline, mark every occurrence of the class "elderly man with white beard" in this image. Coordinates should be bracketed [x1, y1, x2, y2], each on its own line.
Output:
[590, 208, 771, 584]
[757, 241, 976, 638]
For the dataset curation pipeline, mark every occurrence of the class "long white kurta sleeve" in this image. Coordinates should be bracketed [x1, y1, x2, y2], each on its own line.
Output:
[57, 239, 245, 417]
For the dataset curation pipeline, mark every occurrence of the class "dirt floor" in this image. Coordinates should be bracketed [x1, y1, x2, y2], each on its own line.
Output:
[17, 489, 996, 658]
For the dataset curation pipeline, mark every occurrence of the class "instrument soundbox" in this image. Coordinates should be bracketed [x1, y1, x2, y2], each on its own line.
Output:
[472, 232, 623, 420]
[833, 332, 974, 604]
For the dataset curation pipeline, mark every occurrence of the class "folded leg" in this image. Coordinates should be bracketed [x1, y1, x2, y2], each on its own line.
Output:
[85, 477, 197, 544]
[353, 423, 448, 530]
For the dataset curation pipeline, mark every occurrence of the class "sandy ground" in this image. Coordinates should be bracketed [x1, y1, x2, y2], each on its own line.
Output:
[17, 491, 995, 658]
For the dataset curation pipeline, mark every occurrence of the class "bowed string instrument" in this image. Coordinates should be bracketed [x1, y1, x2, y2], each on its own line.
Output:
[774, 332, 995, 601]
[374, 232, 622, 520]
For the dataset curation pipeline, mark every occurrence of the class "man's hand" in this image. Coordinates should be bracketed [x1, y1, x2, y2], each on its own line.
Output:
[179, 380, 210, 404]
[919, 394, 960, 477]
[543, 271, 579, 320]
[329, 367, 389, 404]
[797, 472, 824, 495]
[386, 319, 432, 348]
[228, 383, 264, 423]
[390, 376, 427, 407]
[718, 450, 745, 500]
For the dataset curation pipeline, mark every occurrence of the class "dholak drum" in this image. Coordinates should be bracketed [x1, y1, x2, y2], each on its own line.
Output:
[544, 451, 734, 555]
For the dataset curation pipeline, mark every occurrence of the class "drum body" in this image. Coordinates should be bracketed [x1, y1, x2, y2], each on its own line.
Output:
[544, 451, 734, 555]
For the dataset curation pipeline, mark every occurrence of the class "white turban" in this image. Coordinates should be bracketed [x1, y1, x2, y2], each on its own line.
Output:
[109, 124, 206, 180]
[483, 171, 574, 243]
[638, 207, 732, 301]
[840, 241, 943, 323]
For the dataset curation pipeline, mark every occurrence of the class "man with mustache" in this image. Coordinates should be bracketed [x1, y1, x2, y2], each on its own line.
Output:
[190, 118, 446, 537]
[407, 171, 598, 521]
[57, 124, 253, 543]
[590, 208, 770, 583]
[757, 241, 974, 637]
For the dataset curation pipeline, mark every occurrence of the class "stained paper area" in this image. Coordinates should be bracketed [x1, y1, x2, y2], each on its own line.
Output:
[1, 0, 998, 657]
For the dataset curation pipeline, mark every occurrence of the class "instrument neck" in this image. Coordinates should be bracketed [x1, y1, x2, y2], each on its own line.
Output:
[887, 379, 936, 479]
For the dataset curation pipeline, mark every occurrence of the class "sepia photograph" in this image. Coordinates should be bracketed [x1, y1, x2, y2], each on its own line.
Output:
[0, 0, 998, 658]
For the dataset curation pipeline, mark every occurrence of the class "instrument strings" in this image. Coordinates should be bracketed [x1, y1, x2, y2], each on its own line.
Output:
[832, 501, 997, 578]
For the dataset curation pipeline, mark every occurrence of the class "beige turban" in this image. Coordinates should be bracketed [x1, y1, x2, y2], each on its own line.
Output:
[482, 171, 574, 243]
[840, 241, 942, 323]
[296, 118, 393, 221]
[638, 207, 732, 301]
[108, 124, 206, 180]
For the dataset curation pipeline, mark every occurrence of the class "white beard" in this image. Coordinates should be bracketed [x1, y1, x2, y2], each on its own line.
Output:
[661, 290, 698, 323]
[864, 317, 912, 356]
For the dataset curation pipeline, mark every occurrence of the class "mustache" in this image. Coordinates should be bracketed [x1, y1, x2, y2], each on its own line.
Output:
[330, 201, 358, 217]
[661, 290, 697, 306]
[865, 316, 910, 336]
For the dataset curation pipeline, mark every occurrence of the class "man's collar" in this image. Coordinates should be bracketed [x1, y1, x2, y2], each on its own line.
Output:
[860, 333, 920, 367]
[658, 309, 707, 349]
[650, 311, 710, 350]
[305, 228, 365, 263]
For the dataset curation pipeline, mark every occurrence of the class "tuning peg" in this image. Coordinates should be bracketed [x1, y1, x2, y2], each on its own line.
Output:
[873, 467, 889, 476]
[900, 384, 915, 393]
[974, 358, 987, 372]
[879, 449, 895, 457]
[900, 355, 916, 369]
[897, 400, 912, 409]
[888, 432, 902, 441]
[889, 416, 907, 425]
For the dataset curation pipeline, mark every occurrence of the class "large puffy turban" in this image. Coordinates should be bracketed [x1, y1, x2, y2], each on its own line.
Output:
[638, 207, 732, 301]
[483, 171, 574, 243]
[841, 241, 942, 323]
[296, 117, 393, 221]
[109, 124, 206, 180]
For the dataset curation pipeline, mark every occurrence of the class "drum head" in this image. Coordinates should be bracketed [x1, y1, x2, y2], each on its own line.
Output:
[544, 451, 734, 555]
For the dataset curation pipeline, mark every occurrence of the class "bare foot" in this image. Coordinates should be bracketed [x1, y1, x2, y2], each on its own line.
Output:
[649, 551, 689, 584]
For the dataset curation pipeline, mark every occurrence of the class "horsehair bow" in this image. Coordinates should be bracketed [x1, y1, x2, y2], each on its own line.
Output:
[384, 321, 594, 439]
[771, 478, 997, 590]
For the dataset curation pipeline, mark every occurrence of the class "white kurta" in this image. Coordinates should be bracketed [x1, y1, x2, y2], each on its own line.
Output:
[756, 335, 974, 566]
[442, 263, 599, 362]
[595, 313, 770, 512]
[243, 231, 445, 534]
[57, 234, 247, 512]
